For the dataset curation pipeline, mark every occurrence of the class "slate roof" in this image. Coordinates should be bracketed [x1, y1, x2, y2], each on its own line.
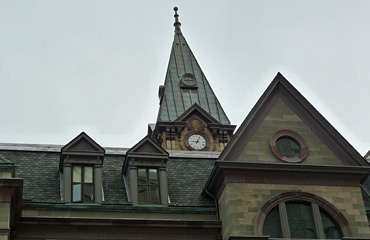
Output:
[0, 144, 215, 207]
[156, 9, 230, 125]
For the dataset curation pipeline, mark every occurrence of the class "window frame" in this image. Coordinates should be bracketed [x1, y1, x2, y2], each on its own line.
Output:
[270, 129, 308, 163]
[137, 167, 161, 205]
[264, 201, 340, 239]
[71, 165, 95, 203]
[180, 73, 198, 89]
[254, 191, 353, 238]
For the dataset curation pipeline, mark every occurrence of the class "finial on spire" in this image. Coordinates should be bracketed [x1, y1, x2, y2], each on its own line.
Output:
[173, 7, 182, 35]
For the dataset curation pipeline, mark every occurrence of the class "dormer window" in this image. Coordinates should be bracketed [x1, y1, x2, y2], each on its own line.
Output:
[122, 136, 169, 206]
[60, 132, 105, 203]
[0, 156, 15, 178]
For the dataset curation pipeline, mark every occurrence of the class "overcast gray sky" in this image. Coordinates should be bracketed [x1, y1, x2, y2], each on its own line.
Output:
[1, 1, 369, 155]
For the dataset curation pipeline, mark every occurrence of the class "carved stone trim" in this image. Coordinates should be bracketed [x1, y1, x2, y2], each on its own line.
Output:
[187, 115, 206, 132]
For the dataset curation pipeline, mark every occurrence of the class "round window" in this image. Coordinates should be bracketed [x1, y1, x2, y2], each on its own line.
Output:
[270, 129, 308, 163]
[276, 136, 301, 158]
[181, 73, 197, 87]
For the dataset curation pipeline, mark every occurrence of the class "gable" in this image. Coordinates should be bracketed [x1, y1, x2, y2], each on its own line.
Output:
[174, 103, 221, 124]
[128, 136, 168, 156]
[219, 73, 367, 167]
[68, 138, 100, 152]
[135, 141, 164, 154]
[62, 132, 105, 154]
[236, 97, 343, 165]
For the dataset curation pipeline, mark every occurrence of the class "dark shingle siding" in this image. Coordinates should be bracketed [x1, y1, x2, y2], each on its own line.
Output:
[0, 150, 215, 207]
[167, 158, 214, 207]
[0, 151, 61, 203]
[102, 155, 128, 204]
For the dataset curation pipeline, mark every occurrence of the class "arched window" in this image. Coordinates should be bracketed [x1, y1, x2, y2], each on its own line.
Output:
[263, 201, 342, 239]
[255, 192, 353, 239]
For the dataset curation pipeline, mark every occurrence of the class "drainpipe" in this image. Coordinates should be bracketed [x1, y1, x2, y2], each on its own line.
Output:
[205, 188, 219, 220]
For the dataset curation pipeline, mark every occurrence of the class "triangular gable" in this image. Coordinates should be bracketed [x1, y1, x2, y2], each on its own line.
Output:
[174, 103, 221, 124]
[123, 136, 169, 175]
[62, 132, 105, 155]
[127, 136, 169, 156]
[219, 72, 368, 167]
[0, 155, 14, 165]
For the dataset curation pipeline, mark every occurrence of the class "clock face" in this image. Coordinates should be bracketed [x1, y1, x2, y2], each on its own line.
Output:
[187, 133, 207, 150]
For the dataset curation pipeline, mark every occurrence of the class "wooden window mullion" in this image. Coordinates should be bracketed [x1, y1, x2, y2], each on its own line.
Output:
[278, 202, 291, 238]
[81, 166, 84, 202]
[312, 203, 325, 239]
[146, 169, 150, 204]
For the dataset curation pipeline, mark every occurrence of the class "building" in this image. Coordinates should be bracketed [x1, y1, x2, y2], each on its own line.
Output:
[1, 7, 370, 240]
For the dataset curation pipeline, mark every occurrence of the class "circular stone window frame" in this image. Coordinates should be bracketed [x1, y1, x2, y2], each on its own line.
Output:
[180, 73, 197, 87]
[269, 129, 308, 163]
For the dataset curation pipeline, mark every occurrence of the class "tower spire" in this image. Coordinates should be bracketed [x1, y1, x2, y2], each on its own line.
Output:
[173, 7, 182, 35]
[153, 6, 235, 151]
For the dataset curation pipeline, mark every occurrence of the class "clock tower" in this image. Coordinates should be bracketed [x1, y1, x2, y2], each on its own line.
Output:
[150, 8, 235, 151]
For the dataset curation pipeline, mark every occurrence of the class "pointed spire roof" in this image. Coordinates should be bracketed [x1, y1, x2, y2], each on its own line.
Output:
[156, 7, 230, 125]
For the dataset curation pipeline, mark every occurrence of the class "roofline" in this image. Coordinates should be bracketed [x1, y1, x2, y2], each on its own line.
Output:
[0, 142, 129, 155]
[0, 143, 219, 159]
[204, 161, 370, 197]
[22, 202, 218, 214]
[20, 216, 221, 229]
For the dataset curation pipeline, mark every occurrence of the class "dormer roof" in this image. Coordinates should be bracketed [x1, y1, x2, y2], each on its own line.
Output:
[126, 136, 169, 158]
[61, 132, 105, 156]
[122, 136, 169, 175]
[60, 132, 105, 171]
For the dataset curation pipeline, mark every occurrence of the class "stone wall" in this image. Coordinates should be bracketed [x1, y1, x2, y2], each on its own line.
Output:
[219, 183, 370, 240]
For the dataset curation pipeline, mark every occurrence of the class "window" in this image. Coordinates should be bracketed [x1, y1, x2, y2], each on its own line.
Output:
[255, 192, 353, 239]
[60, 132, 105, 203]
[0, 171, 12, 178]
[276, 137, 300, 158]
[123, 136, 169, 205]
[263, 201, 342, 239]
[137, 168, 160, 205]
[270, 129, 308, 163]
[180, 73, 197, 89]
[72, 165, 94, 203]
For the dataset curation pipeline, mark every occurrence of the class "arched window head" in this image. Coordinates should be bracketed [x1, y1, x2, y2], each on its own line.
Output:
[255, 192, 353, 239]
